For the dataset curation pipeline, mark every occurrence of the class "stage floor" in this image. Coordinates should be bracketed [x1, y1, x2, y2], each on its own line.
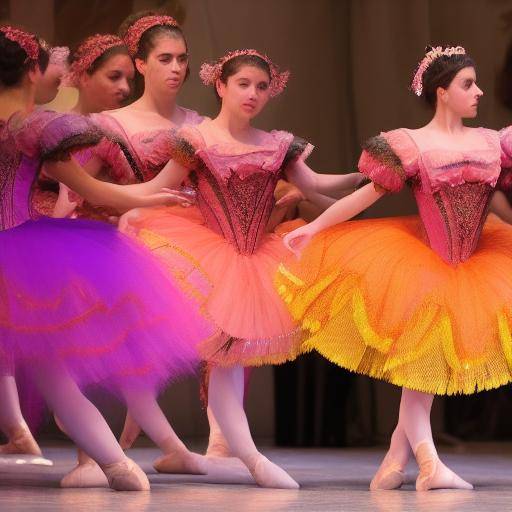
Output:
[1, 443, 511, 511]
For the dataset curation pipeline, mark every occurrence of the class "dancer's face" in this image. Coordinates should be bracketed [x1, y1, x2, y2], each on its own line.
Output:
[79, 53, 134, 111]
[136, 36, 188, 98]
[438, 66, 483, 118]
[35, 62, 66, 104]
[217, 65, 271, 120]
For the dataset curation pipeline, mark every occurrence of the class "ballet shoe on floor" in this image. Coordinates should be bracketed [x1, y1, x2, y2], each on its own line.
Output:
[0, 426, 42, 456]
[100, 457, 150, 491]
[415, 442, 473, 491]
[248, 454, 299, 489]
[60, 460, 109, 488]
[153, 450, 208, 475]
[370, 461, 405, 490]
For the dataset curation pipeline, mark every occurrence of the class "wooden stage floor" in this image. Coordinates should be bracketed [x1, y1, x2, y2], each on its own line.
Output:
[1, 443, 511, 511]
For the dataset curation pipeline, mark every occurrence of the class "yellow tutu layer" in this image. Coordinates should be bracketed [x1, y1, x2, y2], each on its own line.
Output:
[276, 214, 512, 395]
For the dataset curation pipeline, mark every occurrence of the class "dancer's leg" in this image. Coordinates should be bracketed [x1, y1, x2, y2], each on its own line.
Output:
[123, 389, 207, 475]
[0, 375, 41, 456]
[370, 422, 410, 490]
[208, 365, 298, 489]
[34, 367, 149, 490]
[206, 367, 252, 457]
[400, 389, 473, 491]
[119, 412, 142, 450]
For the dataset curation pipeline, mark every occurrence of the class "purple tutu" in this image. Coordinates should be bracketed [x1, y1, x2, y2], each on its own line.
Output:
[0, 217, 213, 395]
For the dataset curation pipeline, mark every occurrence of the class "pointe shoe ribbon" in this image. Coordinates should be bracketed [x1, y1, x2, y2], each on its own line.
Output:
[100, 457, 150, 491]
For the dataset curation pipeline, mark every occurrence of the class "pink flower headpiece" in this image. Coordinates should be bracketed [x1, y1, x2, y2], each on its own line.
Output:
[39, 39, 69, 68]
[199, 49, 290, 98]
[124, 15, 180, 57]
[49, 46, 70, 67]
[0, 25, 39, 62]
[64, 34, 124, 87]
[411, 45, 466, 96]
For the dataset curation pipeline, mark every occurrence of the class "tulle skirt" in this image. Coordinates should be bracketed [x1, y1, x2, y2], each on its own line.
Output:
[0, 217, 216, 395]
[121, 206, 303, 367]
[275, 214, 512, 395]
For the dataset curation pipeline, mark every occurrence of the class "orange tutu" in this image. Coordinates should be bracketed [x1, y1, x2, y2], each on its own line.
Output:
[276, 214, 512, 395]
[123, 206, 303, 367]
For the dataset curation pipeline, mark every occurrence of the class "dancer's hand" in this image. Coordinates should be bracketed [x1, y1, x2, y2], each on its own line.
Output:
[275, 187, 305, 209]
[145, 188, 195, 208]
[283, 223, 317, 257]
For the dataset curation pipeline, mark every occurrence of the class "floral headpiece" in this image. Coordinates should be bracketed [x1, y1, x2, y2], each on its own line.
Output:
[411, 45, 466, 96]
[0, 25, 39, 62]
[64, 34, 124, 87]
[199, 49, 290, 98]
[49, 46, 70, 66]
[124, 15, 180, 57]
[39, 39, 69, 70]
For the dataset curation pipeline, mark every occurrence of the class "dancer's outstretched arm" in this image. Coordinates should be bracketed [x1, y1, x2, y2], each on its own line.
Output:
[283, 183, 384, 255]
[44, 157, 189, 212]
[285, 158, 363, 198]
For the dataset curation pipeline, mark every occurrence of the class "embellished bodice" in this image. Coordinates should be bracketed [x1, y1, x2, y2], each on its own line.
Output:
[1, 110, 102, 231]
[359, 128, 502, 264]
[89, 107, 204, 182]
[172, 126, 311, 255]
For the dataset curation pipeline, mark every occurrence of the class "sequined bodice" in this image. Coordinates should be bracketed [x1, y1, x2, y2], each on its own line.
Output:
[410, 142, 501, 264]
[0, 125, 36, 230]
[193, 132, 294, 254]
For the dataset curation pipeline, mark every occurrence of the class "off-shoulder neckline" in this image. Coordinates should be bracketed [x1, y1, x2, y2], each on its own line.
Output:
[183, 123, 291, 153]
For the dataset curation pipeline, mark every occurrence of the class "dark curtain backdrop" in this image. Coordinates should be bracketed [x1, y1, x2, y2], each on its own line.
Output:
[3, 0, 512, 446]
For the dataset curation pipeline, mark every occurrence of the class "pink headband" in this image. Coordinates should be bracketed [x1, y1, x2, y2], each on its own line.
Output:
[199, 49, 290, 98]
[64, 34, 124, 87]
[411, 46, 466, 96]
[0, 25, 39, 62]
[124, 15, 180, 57]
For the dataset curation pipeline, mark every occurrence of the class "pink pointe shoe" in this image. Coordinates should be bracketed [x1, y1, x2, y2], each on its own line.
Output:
[60, 460, 109, 488]
[249, 454, 299, 489]
[0, 425, 42, 456]
[153, 449, 208, 475]
[370, 460, 405, 490]
[415, 442, 473, 491]
[100, 457, 150, 491]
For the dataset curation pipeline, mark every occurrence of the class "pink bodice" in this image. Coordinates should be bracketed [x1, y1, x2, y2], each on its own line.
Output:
[172, 126, 310, 254]
[1, 110, 102, 230]
[89, 107, 204, 182]
[359, 128, 503, 264]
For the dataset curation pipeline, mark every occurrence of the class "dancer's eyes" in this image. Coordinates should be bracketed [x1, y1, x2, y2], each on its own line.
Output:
[463, 79, 474, 90]
[107, 71, 122, 82]
[158, 54, 188, 65]
[257, 82, 269, 91]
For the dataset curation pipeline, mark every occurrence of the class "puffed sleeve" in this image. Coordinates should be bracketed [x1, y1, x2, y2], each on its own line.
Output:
[358, 129, 419, 193]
